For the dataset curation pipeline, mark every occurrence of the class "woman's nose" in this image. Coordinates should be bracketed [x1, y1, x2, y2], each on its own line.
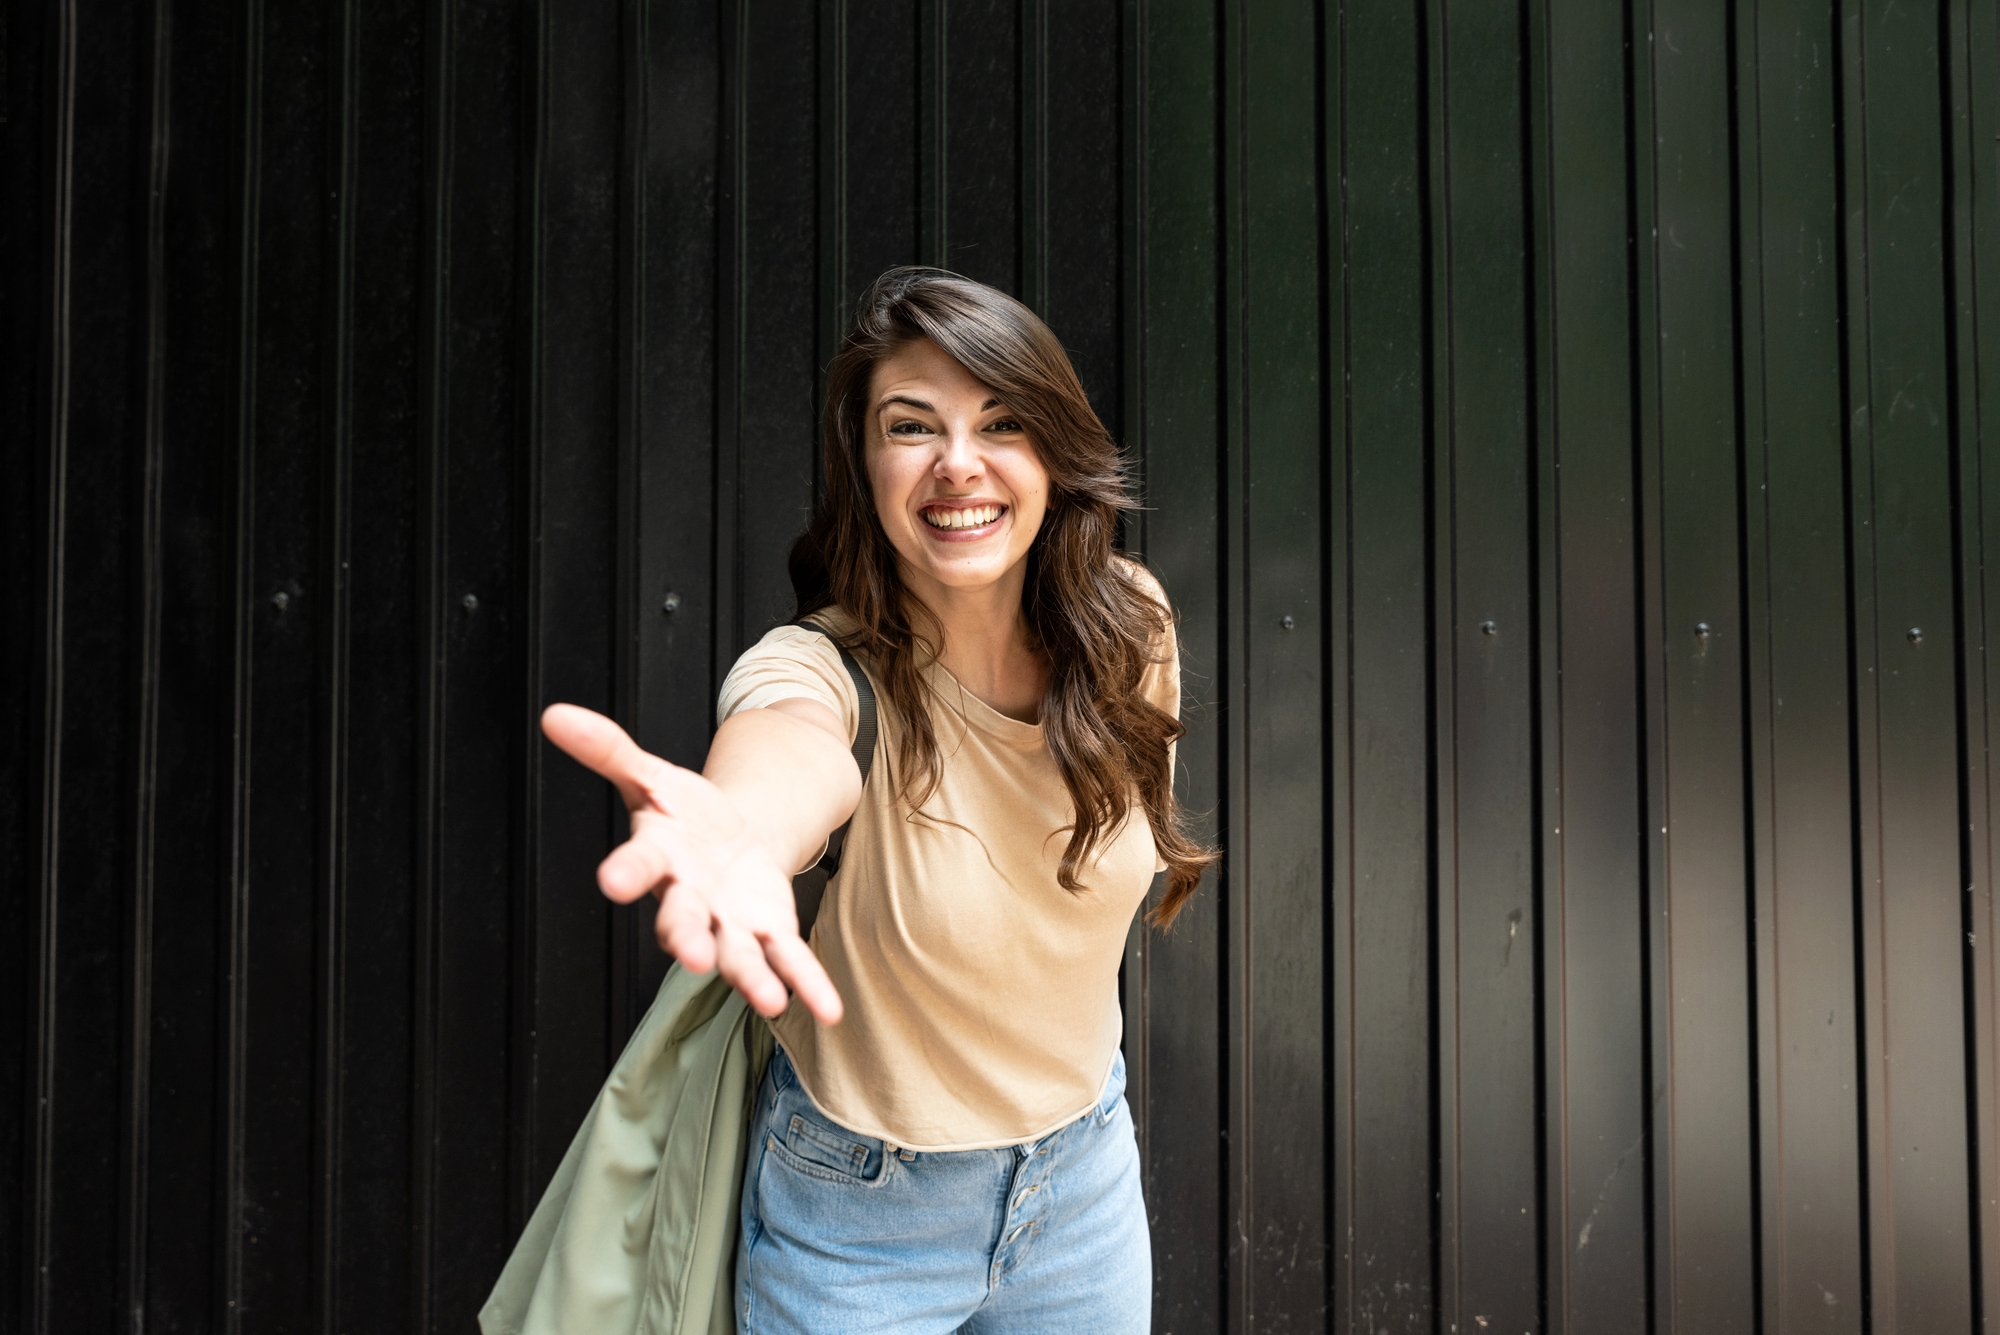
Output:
[932, 424, 982, 481]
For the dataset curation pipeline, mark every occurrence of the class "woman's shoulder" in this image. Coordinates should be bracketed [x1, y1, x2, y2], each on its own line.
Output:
[1111, 553, 1169, 610]
[738, 615, 851, 661]
[1110, 555, 1175, 651]
[1106, 556, 1178, 714]
[716, 613, 864, 736]
[796, 604, 864, 641]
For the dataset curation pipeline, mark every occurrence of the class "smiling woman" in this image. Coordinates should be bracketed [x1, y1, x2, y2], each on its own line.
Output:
[523, 268, 1213, 1334]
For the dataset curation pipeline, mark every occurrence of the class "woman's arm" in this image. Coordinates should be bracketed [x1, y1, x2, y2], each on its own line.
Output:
[701, 699, 862, 874]
[540, 698, 861, 1024]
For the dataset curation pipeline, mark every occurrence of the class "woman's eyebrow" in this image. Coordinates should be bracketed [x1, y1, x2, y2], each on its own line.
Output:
[879, 394, 933, 413]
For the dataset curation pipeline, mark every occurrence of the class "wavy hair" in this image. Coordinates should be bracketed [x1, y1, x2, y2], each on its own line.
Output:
[789, 267, 1216, 926]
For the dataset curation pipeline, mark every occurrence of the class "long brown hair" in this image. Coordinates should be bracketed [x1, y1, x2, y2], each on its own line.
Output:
[789, 267, 1216, 926]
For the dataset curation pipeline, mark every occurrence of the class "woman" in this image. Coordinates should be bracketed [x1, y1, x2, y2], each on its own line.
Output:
[542, 268, 1214, 1333]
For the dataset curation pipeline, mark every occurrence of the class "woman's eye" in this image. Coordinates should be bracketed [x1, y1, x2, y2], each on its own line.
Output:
[888, 420, 931, 436]
[987, 418, 1021, 433]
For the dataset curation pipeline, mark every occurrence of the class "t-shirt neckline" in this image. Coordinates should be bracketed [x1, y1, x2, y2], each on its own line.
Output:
[923, 658, 1045, 748]
[810, 605, 1047, 749]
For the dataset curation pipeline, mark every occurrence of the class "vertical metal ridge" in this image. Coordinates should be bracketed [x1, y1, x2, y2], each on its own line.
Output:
[125, 2, 174, 1325]
[805, 0, 829, 506]
[1331, 5, 1357, 1328]
[1625, 0, 1667, 1291]
[1627, 0, 1672, 1324]
[30, 5, 79, 1332]
[510, 0, 552, 1229]
[1734, 1, 1783, 1325]
[1943, 0, 2000, 1321]
[410, 0, 456, 1320]
[1524, 0, 1570, 1323]
[1329, 5, 1362, 1327]
[222, 0, 266, 1324]
[1420, 0, 1458, 1322]
[1938, 1, 1990, 1326]
[1219, 0, 1252, 1326]
[816, 0, 849, 371]
[1831, 1, 1888, 1324]
[1314, 1, 1341, 1319]
[315, 0, 362, 1323]
[1020, 0, 1047, 312]
[609, 0, 646, 1042]
[1121, 0, 1148, 556]
[616, 0, 645, 730]
[919, 0, 946, 268]
[1720, 2, 1771, 1329]
[720, 0, 752, 687]
[1964, 0, 2000, 1316]
[1829, 7, 1873, 1318]
[1516, 0, 1553, 1325]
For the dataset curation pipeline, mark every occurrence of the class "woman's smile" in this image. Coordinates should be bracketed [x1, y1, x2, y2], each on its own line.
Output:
[919, 499, 1009, 538]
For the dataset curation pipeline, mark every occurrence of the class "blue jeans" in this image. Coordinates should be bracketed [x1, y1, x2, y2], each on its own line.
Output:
[736, 1047, 1151, 1334]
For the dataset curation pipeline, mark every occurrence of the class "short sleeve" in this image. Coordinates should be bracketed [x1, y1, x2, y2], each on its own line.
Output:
[1137, 615, 1180, 726]
[1120, 558, 1181, 727]
[1118, 559, 1180, 875]
[717, 622, 862, 743]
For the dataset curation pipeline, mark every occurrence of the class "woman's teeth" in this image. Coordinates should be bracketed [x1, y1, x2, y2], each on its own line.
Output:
[923, 504, 1003, 530]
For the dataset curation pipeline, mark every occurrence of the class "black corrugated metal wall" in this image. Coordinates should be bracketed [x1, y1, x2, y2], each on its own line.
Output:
[7, 1, 2000, 1331]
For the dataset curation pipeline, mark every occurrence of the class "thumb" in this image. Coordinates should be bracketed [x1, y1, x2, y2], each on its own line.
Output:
[541, 703, 665, 810]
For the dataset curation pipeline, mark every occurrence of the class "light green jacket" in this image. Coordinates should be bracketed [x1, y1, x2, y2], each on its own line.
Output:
[480, 966, 774, 1335]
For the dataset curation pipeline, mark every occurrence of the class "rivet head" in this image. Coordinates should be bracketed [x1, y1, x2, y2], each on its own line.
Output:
[461, 593, 479, 612]
[1479, 620, 1496, 636]
[1909, 627, 1924, 645]
[271, 590, 290, 612]
[1279, 615, 1295, 631]
[1695, 622, 1712, 639]
[662, 591, 683, 615]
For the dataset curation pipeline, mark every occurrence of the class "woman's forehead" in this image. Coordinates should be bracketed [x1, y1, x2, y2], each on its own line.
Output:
[869, 338, 992, 403]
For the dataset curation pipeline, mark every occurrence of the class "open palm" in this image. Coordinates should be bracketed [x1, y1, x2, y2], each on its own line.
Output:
[540, 703, 843, 1024]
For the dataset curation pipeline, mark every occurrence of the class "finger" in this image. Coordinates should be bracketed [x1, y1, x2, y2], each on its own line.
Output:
[762, 932, 844, 1025]
[540, 704, 675, 811]
[597, 830, 674, 903]
[600, 809, 711, 902]
[713, 916, 791, 1017]
[656, 881, 720, 973]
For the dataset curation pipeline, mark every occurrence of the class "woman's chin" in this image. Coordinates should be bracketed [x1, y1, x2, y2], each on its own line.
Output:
[902, 550, 1025, 597]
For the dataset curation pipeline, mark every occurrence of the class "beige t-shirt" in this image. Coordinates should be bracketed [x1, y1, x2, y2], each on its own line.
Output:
[716, 579, 1178, 1151]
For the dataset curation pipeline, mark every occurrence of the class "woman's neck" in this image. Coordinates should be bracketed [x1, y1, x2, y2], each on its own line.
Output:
[903, 569, 1047, 723]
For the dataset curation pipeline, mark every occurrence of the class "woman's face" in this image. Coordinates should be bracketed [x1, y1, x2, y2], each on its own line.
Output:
[864, 337, 1050, 601]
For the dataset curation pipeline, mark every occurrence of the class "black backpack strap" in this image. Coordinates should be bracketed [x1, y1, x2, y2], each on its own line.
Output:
[786, 621, 877, 875]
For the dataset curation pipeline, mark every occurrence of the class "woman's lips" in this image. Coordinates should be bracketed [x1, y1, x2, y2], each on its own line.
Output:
[920, 502, 1007, 540]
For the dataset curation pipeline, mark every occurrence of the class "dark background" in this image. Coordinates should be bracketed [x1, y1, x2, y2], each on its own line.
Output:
[8, 0, 2000, 1331]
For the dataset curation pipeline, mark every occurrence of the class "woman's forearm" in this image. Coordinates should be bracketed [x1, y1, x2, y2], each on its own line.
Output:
[702, 702, 862, 876]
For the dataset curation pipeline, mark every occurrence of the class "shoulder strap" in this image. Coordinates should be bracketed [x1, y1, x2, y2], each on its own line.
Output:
[786, 620, 877, 874]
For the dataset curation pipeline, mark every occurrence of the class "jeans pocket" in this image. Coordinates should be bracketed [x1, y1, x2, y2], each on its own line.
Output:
[783, 1111, 873, 1176]
[762, 1093, 895, 1187]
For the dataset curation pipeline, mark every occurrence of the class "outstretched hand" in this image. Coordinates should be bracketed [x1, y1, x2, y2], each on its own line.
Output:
[540, 703, 844, 1024]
